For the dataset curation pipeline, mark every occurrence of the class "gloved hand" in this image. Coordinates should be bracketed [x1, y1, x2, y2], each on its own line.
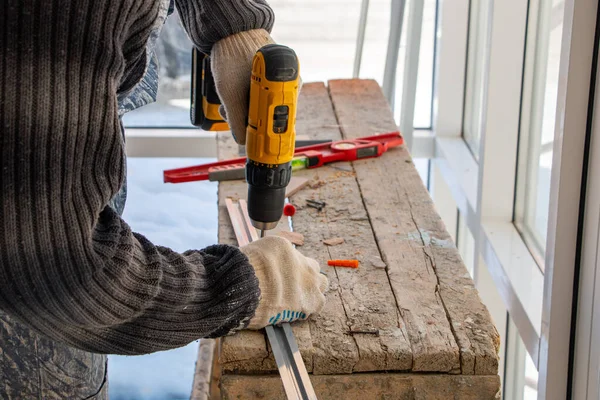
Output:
[211, 29, 275, 145]
[240, 236, 328, 329]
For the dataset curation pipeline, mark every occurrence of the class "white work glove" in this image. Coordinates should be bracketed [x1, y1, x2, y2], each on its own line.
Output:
[241, 236, 328, 329]
[211, 29, 275, 145]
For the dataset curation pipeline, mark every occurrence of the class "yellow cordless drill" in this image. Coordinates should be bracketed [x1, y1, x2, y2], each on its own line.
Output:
[191, 45, 300, 235]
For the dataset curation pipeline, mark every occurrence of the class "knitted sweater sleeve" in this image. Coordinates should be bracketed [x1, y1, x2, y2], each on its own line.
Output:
[0, 0, 260, 355]
[174, 0, 275, 53]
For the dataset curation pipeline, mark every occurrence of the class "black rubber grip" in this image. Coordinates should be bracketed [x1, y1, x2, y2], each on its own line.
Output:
[246, 161, 292, 189]
[247, 186, 287, 225]
[191, 48, 223, 128]
[190, 48, 203, 127]
[246, 161, 292, 224]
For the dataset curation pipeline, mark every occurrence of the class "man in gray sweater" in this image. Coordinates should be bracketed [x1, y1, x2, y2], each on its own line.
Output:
[0, 0, 328, 398]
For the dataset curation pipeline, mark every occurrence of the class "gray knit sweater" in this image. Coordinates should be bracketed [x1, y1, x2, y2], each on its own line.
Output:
[0, 0, 273, 355]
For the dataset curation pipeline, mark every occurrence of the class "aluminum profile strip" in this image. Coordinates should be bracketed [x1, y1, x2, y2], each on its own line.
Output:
[266, 324, 317, 400]
[225, 199, 317, 399]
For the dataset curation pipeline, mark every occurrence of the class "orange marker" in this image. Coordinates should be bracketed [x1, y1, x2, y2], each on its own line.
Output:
[327, 259, 359, 268]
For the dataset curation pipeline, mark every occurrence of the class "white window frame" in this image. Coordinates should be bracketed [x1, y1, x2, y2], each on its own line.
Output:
[125, 129, 216, 158]
[573, 46, 600, 398]
[431, 0, 598, 398]
[537, 0, 597, 398]
[433, 0, 541, 356]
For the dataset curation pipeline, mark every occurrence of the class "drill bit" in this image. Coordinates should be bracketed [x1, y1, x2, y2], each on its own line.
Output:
[260, 229, 266, 238]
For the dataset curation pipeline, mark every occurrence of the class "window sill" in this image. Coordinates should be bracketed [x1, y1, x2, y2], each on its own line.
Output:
[434, 135, 542, 366]
[125, 128, 217, 158]
[482, 220, 543, 365]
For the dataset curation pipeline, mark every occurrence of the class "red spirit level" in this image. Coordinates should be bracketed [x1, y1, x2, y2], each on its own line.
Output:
[163, 131, 404, 183]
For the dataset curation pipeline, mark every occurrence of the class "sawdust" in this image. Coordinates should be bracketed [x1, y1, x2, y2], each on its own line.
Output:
[333, 171, 356, 179]
[323, 237, 345, 246]
[278, 231, 304, 246]
[309, 179, 327, 189]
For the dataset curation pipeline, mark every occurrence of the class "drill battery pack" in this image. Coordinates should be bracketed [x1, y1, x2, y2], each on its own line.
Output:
[190, 48, 229, 131]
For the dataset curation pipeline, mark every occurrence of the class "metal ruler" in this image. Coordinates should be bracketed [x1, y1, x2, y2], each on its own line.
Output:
[225, 199, 317, 400]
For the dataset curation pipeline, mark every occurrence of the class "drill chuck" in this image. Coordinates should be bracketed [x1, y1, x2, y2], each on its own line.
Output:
[246, 161, 292, 230]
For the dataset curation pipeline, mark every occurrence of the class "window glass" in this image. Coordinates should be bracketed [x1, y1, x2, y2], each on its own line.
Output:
[524, 351, 539, 400]
[122, 10, 195, 128]
[462, 0, 490, 158]
[515, 0, 565, 263]
[414, 0, 436, 128]
[413, 158, 430, 189]
[504, 315, 539, 400]
[125, 0, 368, 128]
[123, 1, 437, 131]
[457, 213, 475, 277]
[390, 0, 437, 128]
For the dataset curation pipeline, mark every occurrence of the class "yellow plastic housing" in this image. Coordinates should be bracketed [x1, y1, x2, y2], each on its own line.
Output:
[202, 98, 230, 131]
[246, 50, 300, 166]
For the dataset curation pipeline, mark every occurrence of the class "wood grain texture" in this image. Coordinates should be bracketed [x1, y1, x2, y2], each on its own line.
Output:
[225, 198, 249, 246]
[216, 80, 498, 397]
[191, 339, 216, 400]
[221, 373, 501, 400]
[327, 79, 499, 374]
[280, 82, 412, 373]
[217, 82, 412, 375]
[285, 176, 310, 198]
[0, 311, 107, 399]
[238, 200, 259, 242]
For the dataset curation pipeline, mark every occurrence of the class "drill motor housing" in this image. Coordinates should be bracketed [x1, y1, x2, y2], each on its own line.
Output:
[190, 44, 300, 232]
[245, 44, 300, 231]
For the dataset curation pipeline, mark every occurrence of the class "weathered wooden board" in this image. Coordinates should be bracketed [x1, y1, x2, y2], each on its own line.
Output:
[218, 82, 413, 375]
[285, 176, 310, 198]
[215, 79, 499, 398]
[328, 79, 500, 374]
[288, 82, 412, 373]
[220, 373, 501, 400]
[190, 338, 220, 400]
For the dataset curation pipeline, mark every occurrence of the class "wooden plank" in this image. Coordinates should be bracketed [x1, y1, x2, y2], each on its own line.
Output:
[217, 82, 413, 376]
[210, 339, 221, 400]
[190, 339, 216, 400]
[238, 200, 259, 242]
[225, 198, 249, 246]
[285, 82, 412, 373]
[285, 176, 310, 198]
[327, 79, 499, 374]
[220, 373, 501, 400]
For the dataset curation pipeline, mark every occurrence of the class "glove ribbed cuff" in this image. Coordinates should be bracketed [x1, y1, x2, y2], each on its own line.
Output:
[241, 244, 280, 330]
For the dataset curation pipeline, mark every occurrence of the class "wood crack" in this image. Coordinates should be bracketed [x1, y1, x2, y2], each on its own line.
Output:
[321, 190, 361, 372]
[260, 334, 272, 369]
[404, 188, 463, 374]
[345, 162, 414, 370]
[334, 266, 361, 373]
